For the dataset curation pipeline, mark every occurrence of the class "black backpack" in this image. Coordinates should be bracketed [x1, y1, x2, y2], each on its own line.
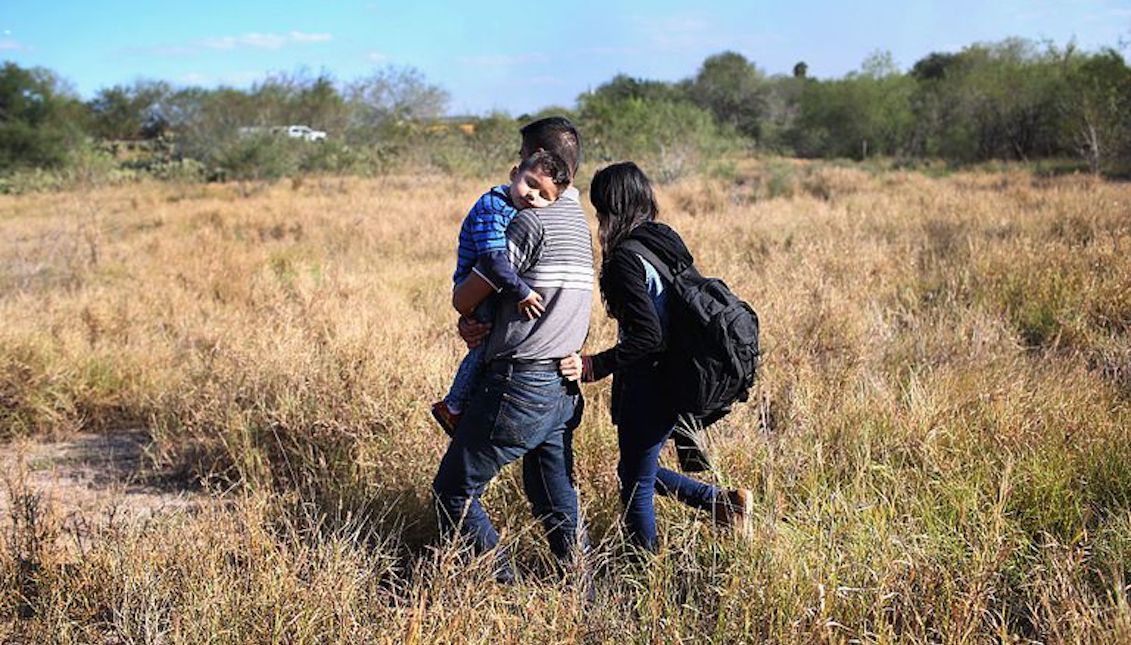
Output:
[620, 239, 761, 428]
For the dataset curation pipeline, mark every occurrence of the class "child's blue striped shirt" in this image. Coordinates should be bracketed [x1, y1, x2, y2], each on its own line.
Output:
[453, 185, 517, 284]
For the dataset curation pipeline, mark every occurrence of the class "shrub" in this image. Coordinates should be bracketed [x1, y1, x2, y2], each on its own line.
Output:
[579, 94, 733, 182]
[211, 135, 303, 181]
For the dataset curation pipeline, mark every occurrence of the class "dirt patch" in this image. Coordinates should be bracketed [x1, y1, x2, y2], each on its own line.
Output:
[1, 431, 205, 525]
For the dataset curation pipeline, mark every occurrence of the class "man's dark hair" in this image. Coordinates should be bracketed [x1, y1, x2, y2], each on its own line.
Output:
[590, 161, 658, 257]
[518, 150, 571, 189]
[520, 116, 581, 178]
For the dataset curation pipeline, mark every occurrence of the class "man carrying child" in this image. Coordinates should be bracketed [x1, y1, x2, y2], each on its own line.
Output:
[431, 150, 573, 433]
[431, 117, 592, 583]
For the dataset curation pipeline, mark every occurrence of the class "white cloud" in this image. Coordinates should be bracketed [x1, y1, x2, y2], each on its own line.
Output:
[651, 15, 712, 33]
[198, 31, 332, 50]
[287, 31, 334, 44]
[366, 51, 389, 63]
[641, 14, 713, 50]
[198, 34, 270, 50]
[179, 72, 210, 85]
[580, 45, 640, 57]
[0, 38, 26, 51]
[458, 52, 548, 67]
[178, 70, 264, 86]
[133, 31, 333, 57]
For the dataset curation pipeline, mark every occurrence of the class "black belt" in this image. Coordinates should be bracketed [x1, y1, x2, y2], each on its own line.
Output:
[486, 358, 559, 373]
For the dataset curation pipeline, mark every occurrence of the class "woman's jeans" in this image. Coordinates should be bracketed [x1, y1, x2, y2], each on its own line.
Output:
[616, 373, 720, 551]
[433, 363, 584, 581]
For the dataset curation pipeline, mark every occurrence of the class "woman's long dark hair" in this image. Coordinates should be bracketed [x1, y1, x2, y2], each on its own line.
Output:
[590, 162, 658, 260]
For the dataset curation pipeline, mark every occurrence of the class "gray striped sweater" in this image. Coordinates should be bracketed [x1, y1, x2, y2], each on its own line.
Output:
[473, 188, 594, 361]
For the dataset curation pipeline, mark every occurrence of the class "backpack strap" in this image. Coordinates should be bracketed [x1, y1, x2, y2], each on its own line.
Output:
[620, 239, 675, 283]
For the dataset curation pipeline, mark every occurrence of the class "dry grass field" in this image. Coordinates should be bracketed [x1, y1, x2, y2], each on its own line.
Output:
[1, 161, 1130, 643]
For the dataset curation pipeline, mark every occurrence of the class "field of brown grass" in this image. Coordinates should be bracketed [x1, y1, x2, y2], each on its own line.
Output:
[2, 162, 1130, 643]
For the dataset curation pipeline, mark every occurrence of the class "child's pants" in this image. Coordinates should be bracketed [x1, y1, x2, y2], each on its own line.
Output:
[444, 298, 496, 413]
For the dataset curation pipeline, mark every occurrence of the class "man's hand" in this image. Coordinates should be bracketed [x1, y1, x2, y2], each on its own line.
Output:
[458, 315, 492, 349]
[517, 291, 545, 320]
[559, 353, 583, 381]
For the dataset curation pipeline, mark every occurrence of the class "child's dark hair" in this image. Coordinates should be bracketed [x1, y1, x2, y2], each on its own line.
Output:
[519, 150, 571, 189]
[590, 161, 658, 257]
[520, 117, 582, 177]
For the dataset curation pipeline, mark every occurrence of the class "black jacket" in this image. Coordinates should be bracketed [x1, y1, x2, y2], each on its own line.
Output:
[588, 221, 694, 383]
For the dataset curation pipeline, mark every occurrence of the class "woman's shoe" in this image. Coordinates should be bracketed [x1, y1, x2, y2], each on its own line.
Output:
[713, 489, 754, 539]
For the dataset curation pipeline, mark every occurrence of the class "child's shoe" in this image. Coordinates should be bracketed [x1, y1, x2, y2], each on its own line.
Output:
[431, 400, 461, 436]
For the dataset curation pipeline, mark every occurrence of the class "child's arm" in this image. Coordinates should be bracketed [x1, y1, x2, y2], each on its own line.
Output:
[474, 251, 533, 300]
[465, 188, 535, 294]
[462, 195, 548, 319]
[474, 252, 544, 320]
[453, 265, 541, 320]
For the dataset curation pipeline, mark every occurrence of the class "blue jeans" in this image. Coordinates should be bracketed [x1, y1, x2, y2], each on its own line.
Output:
[432, 364, 584, 580]
[616, 374, 720, 551]
[444, 299, 496, 413]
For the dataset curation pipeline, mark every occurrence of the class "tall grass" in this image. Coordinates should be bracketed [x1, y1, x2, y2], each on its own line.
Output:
[1, 161, 1129, 642]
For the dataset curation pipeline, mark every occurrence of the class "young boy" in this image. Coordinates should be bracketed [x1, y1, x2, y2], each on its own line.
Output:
[431, 150, 572, 434]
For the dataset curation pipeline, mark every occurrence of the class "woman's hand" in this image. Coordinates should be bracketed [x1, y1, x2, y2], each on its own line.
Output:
[559, 353, 583, 381]
[458, 316, 492, 349]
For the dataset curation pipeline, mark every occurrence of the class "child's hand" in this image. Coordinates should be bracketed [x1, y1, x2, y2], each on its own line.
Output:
[518, 291, 545, 320]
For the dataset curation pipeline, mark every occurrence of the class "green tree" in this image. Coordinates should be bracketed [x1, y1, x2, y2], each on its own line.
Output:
[906, 39, 1072, 162]
[907, 51, 967, 157]
[589, 74, 686, 104]
[0, 61, 84, 170]
[249, 69, 348, 134]
[346, 65, 449, 137]
[87, 80, 172, 140]
[169, 86, 262, 174]
[910, 52, 963, 82]
[689, 51, 767, 141]
[789, 52, 914, 159]
[292, 74, 348, 133]
[1059, 48, 1131, 173]
[760, 74, 806, 153]
[578, 89, 727, 182]
[944, 40, 1065, 161]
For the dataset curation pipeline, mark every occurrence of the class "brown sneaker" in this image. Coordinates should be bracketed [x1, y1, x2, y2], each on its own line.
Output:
[713, 489, 754, 538]
[431, 400, 461, 437]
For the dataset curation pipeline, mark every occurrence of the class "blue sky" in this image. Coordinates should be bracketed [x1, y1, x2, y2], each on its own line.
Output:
[3, 1, 1129, 116]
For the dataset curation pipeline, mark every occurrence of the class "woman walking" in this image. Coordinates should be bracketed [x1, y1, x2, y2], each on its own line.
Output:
[561, 162, 752, 551]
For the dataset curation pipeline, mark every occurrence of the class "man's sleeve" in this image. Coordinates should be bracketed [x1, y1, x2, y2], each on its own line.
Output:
[500, 211, 544, 275]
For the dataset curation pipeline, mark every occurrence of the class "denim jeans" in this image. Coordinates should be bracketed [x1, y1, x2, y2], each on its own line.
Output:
[616, 372, 719, 551]
[443, 298, 496, 413]
[432, 364, 584, 580]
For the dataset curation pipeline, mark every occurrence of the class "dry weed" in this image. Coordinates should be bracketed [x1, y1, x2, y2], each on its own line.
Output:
[1, 164, 1129, 642]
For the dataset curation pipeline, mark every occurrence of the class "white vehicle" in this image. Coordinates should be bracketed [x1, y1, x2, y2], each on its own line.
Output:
[238, 125, 327, 142]
[283, 125, 326, 142]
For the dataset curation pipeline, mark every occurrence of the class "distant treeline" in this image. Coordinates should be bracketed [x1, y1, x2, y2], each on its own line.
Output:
[1, 37, 1128, 189]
